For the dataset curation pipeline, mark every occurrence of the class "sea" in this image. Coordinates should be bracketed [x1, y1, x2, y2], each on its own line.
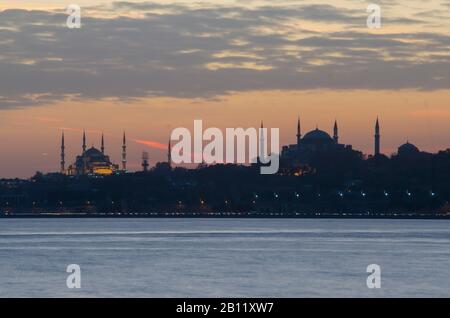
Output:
[0, 218, 449, 298]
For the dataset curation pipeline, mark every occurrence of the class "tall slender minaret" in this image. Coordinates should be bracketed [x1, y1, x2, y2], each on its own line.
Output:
[122, 131, 127, 171]
[101, 132, 105, 154]
[82, 130, 87, 154]
[333, 120, 339, 143]
[60, 130, 65, 174]
[296, 116, 301, 145]
[142, 151, 149, 172]
[374, 117, 380, 156]
[82, 130, 87, 174]
[168, 139, 172, 168]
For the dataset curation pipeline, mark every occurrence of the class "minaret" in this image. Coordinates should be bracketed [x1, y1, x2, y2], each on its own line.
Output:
[122, 131, 127, 172]
[60, 130, 65, 174]
[168, 139, 172, 168]
[296, 117, 301, 145]
[333, 120, 339, 143]
[374, 117, 380, 156]
[142, 151, 149, 172]
[101, 132, 105, 154]
[82, 130, 86, 154]
[82, 130, 87, 174]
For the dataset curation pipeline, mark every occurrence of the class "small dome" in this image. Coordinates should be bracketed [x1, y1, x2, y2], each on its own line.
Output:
[303, 128, 333, 142]
[398, 142, 419, 156]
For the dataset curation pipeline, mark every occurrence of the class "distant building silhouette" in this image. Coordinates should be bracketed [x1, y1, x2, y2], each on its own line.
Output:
[57, 117, 439, 176]
[333, 120, 339, 144]
[142, 151, 149, 172]
[60, 130, 65, 174]
[65, 131, 121, 176]
[154, 140, 172, 172]
[395, 141, 431, 160]
[101, 132, 105, 154]
[374, 117, 381, 156]
[168, 139, 172, 168]
[281, 118, 358, 172]
[398, 141, 419, 157]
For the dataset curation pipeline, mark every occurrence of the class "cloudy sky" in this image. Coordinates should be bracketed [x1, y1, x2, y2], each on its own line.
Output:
[1, 0, 450, 177]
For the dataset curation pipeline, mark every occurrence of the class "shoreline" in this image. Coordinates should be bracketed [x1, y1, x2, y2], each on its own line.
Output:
[1, 213, 449, 220]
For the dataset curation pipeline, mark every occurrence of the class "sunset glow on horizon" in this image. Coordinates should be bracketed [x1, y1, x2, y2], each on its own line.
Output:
[1, 1, 450, 177]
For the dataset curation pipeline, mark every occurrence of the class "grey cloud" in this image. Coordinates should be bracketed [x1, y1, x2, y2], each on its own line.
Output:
[0, 2, 449, 108]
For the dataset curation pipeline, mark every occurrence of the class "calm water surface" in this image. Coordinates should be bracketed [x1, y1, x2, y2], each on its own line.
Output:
[0, 218, 449, 297]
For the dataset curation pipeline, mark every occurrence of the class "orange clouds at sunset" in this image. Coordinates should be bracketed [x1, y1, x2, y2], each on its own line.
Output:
[132, 139, 167, 151]
[0, 1, 450, 177]
[1, 89, 449, 177]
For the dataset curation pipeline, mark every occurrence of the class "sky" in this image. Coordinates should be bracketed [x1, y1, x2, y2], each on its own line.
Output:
[1, 1, 450, 178]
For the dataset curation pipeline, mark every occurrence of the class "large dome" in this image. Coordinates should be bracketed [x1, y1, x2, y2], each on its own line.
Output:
[85, 147, 105, 158]
[303, 128, 333, 142]
[398, 142, 419, 156]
